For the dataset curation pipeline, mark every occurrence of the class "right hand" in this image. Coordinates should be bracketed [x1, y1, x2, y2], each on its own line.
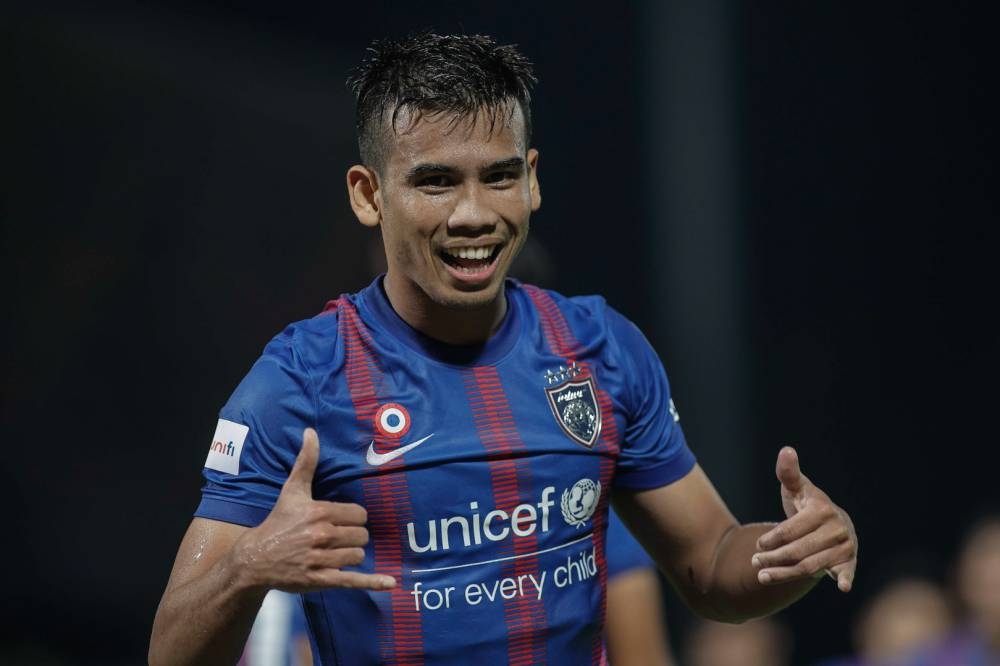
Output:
[234, 428, 396, 592]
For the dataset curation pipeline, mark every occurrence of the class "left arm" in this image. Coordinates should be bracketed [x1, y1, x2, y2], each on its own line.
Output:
[613, 447, 857, 623]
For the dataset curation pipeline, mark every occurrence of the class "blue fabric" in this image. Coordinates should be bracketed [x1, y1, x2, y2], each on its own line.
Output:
[196, 277, 695, 665]
[606, 509, 655, 580]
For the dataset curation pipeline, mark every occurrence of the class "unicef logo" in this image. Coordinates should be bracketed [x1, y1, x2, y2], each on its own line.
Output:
[560, 479, 602, 528]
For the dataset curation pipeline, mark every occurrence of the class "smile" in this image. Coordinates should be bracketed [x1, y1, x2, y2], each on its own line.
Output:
[439, 244, 502, 274]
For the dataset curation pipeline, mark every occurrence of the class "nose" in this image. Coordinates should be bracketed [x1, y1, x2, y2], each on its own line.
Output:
[447, 184, 500, 235]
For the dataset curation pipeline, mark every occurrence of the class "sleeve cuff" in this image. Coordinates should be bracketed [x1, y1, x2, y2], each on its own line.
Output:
[614, 447, 697, 490]
[194, 496, 272, 527]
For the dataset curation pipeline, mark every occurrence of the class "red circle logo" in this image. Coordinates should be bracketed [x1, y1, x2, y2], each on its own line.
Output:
[374, 403, 411, 439]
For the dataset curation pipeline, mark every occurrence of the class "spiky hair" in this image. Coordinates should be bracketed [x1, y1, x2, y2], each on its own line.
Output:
[347, 33, 537, 170]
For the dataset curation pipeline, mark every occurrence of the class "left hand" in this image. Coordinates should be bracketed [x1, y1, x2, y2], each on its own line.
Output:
[752, 446, 858, 592]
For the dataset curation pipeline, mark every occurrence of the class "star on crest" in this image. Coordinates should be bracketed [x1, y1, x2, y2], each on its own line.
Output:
[543, 361, 583, 385]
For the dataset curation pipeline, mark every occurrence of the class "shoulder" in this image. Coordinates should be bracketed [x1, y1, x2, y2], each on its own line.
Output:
[512, 281, 649, 357]
[514, 280, 612, 321]
[258, 294, 362, 374]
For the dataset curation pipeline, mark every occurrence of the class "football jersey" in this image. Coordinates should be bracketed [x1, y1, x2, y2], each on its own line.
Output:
[197, 277, 695, 665]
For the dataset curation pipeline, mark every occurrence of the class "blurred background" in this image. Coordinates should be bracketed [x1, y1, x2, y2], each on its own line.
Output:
[5, 1, 998, 664]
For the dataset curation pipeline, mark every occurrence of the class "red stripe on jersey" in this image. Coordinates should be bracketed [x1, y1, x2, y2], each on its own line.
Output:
[524, 285, 581, 363]
[338, 298, 426, 665]
[524, 285, 622, 664]
[465, 366, 549, 666]
[524, 286, 622, 458]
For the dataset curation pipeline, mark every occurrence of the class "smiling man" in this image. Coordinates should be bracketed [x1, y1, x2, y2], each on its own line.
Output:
[346, 99, 537, 344]
[150, 34, 858, 666]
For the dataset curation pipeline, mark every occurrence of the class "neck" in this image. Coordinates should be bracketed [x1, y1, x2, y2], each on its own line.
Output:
[382, 276, 507, 346]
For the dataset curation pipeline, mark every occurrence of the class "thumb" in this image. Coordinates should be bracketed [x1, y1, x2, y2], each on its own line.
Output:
[283, 428, 320, 498]
[776, 445, 806, 495]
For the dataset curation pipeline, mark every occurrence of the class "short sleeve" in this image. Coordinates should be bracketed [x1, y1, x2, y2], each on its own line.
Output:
[608, 310, 696, 490]
[195, 330, 316, 527]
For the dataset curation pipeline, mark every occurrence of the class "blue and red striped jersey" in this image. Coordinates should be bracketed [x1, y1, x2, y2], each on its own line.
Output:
[197, 277, 695, 665]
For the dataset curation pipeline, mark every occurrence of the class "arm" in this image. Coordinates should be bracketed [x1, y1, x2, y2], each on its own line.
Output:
[149, 518, 263, 666]
[613, 448, 857, 623]
[605, 567, 676, 666]
[149, 429, 394, 666]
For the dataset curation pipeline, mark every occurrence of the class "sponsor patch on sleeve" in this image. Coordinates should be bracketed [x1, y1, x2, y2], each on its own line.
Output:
[204, 419, 249, 474]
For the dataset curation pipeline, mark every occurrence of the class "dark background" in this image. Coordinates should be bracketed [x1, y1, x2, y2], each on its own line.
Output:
[5, 1, 997, 664]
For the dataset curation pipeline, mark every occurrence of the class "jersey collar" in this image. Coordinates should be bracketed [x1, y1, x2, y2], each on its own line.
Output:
[355, 275, 524, 366]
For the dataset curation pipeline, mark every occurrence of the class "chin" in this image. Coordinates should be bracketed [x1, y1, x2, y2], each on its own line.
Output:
[434, 287, 502, 310]
[430, 276, 507, 309]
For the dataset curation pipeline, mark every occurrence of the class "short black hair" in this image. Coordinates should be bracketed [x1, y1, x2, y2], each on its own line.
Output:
[347, 33, 537, 170]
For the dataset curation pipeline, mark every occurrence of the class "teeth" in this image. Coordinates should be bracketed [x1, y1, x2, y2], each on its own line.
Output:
[444, 246, 497, 260]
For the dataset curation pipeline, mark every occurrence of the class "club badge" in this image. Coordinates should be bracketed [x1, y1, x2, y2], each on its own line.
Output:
[544, 363, 602, 448]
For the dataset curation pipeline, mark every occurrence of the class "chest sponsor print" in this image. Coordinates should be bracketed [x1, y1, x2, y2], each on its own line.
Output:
[545, 376, 602, 448]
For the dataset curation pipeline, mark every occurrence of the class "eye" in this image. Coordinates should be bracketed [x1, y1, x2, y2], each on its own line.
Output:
[416, 174, 452, 189]
[484, 170, 519, 185]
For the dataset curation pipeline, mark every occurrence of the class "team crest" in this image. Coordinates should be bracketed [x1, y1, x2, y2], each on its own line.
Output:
[545, 369, 602, 448]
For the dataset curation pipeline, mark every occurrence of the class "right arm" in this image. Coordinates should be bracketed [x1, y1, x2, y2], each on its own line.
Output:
[149, 429, 395, 666]
[149, 518, 264, 666]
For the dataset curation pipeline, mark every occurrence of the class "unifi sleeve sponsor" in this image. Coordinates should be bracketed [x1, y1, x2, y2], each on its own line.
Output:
[196, 332, 317, 527]
[606, 308, 697, 490]
[204, 419, 249, 475]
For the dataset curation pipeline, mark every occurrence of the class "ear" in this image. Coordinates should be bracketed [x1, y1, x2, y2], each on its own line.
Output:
[347, 165, 381, 228]
[527, 148, 541, 211]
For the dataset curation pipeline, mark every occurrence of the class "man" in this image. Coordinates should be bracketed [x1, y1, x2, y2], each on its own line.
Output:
[150, 33, 858, 665]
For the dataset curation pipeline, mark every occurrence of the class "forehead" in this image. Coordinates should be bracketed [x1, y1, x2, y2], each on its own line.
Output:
[382, 104, 527, 173]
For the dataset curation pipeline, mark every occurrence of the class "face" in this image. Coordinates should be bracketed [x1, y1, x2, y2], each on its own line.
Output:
[349, 104, 540, 318]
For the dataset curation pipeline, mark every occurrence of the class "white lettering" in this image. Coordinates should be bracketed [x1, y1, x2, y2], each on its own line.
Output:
[557, 389, 583, 403]
[554, 546, 598, 588]
[539, 487, 554, 532]
[469, 501, 482, 545]
[483, 509, 510, 542]
[499, 577, 518, 599]
[407, 521, 437, 553]
[410, 582, 456, 611]
[461, 571, 549, 608]
[440, 515, 471, 550]
[529, 571, 546, 600]
[403, 487, 557, 553]
[465, 583, 483, 605]
[510, 504, 537, 537]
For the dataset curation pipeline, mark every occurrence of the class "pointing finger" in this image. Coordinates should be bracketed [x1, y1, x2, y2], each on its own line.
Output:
[314, 571, 397, 592]
[284, 428, 320, 497]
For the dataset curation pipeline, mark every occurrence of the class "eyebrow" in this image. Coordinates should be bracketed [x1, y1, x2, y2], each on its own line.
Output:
[405, 157, 525, 181]
[406, 163, 455, 180]
[481, 157, 525, 175]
